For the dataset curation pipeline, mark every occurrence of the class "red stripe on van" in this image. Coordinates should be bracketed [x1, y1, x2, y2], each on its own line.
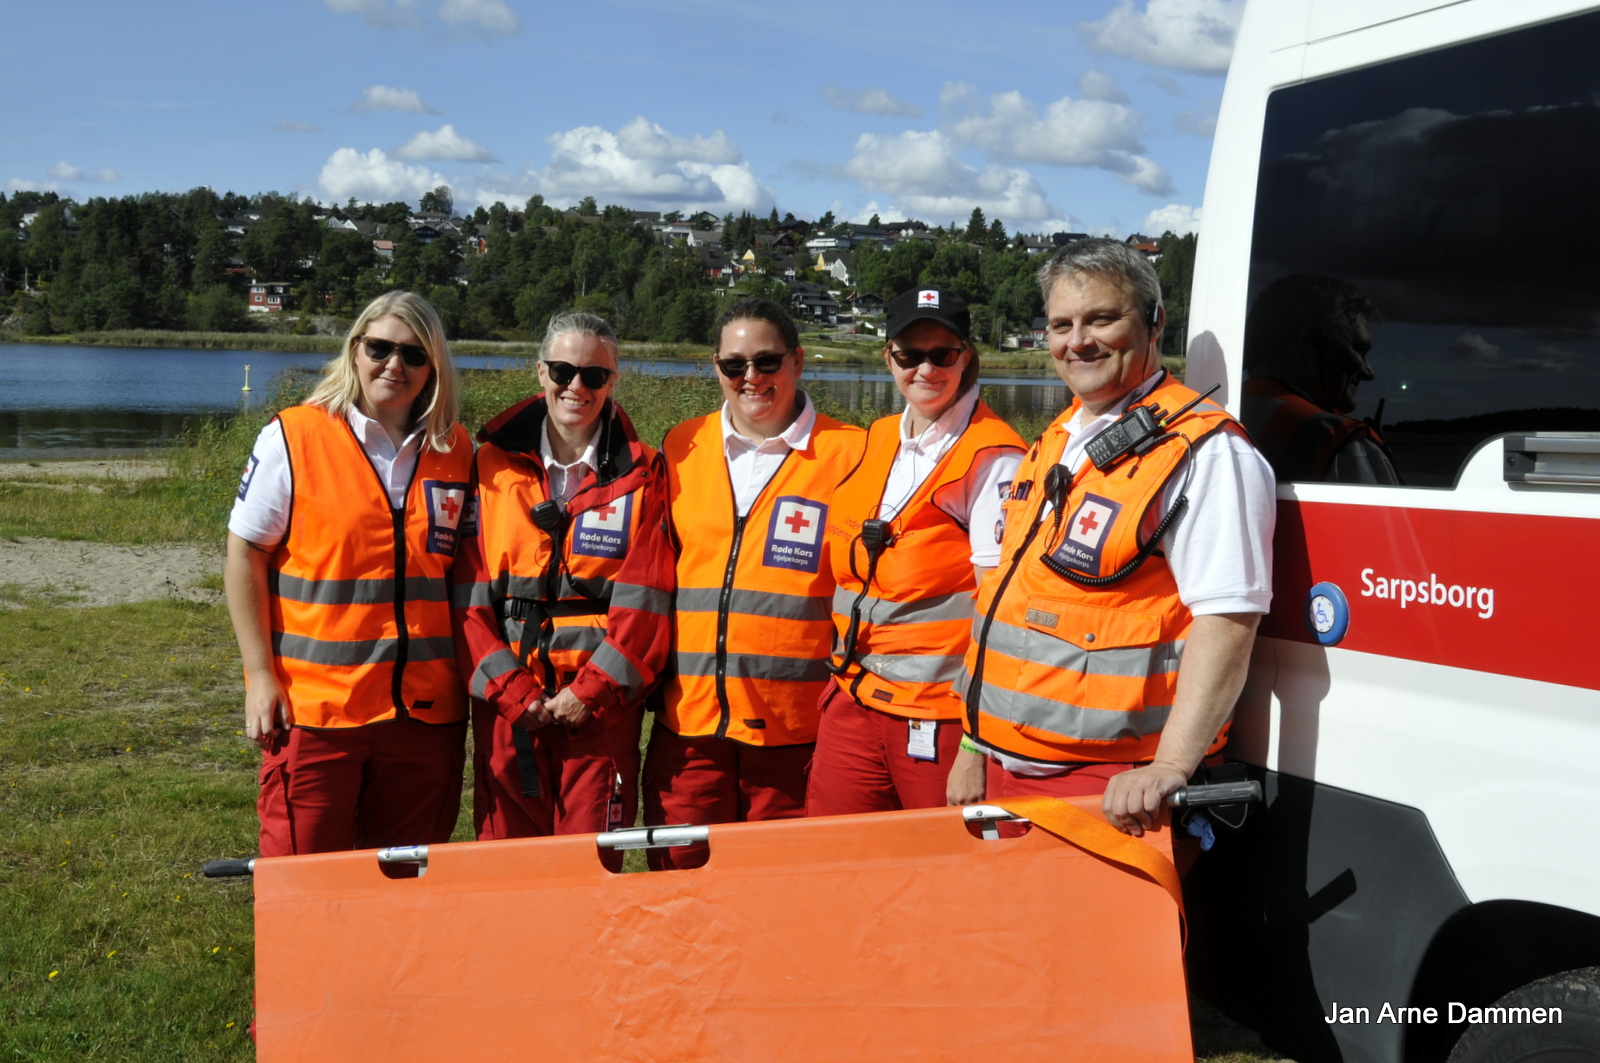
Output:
[1267, 501, 1598, 692]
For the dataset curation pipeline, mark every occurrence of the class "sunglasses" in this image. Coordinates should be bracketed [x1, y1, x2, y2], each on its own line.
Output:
[543, 360, 615, 390]
[713, 351, 790, 378]
[887, 345, 966, 370]
[360, 336, 430, 368]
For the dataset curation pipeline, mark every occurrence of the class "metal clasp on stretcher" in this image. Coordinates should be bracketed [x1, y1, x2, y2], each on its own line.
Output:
[595, 825, 711, 851]
[378, 845, 430, 875]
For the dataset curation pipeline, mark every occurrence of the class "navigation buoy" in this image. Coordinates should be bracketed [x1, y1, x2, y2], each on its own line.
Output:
[242, 365, 252, 393]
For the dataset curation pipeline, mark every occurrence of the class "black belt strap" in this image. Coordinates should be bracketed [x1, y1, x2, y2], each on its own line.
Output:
[511, 726, 541, 799]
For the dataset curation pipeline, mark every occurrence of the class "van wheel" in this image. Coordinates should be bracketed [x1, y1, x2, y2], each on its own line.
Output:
[1447, 967, 1600, 1062]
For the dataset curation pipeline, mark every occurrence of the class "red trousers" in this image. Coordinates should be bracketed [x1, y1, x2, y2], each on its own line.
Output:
[642, 724, 812, 870]
[472, 701, 643, 840]
[806, 683, 963, 816]
[257, 717, 467, 858]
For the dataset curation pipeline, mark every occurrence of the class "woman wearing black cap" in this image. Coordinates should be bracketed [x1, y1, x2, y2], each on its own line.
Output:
[807, 286, 1026, 815]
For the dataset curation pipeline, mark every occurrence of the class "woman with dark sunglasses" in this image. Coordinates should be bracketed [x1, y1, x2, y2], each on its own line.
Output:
[224, 291, 473, 858]
[449, 312, 673, 861]
[805, 286, 1025, 817]
[644, 297, 866, 870]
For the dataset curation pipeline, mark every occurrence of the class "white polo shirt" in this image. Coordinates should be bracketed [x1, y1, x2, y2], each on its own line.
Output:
[721, 392, 818, 517]
[876, 387, 1023, 568]
[541, 419, 599, 511]
[228, 405, 426, 546]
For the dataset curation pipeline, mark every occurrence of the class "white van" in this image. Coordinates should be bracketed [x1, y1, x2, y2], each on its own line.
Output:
[1185, 2, 1600, 1061]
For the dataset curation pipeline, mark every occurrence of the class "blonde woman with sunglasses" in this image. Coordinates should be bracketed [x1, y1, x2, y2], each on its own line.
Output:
[224, 290, 473, 858]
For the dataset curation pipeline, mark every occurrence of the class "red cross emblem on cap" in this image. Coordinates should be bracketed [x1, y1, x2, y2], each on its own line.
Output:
[918, 289, 939, 306]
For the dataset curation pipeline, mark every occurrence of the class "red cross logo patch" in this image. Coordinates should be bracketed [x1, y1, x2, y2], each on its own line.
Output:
[573, 493, 633, 559]
[917, 289, 940, 308]
[423, 480, 471, 555]
[765, 496, 828, 573]
[1048, 492, 1122, 577]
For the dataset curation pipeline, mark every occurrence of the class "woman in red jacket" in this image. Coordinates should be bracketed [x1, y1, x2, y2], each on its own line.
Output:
[451, 312, 673, 851]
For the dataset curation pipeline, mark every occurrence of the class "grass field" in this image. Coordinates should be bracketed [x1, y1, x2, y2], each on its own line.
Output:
[0, 365, 1282, 1061]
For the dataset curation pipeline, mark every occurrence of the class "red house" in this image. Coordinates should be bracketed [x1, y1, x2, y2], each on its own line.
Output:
[248, 281, 291, 313]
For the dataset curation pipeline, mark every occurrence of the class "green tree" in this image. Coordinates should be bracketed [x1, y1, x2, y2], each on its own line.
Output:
[963, 207, 987, 244]
[577, 196, 599, 216]
[1153, 232, 1197, 358]
[420, 185, 454, 215]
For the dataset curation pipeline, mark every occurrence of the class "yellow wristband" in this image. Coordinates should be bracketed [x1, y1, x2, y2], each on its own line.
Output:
[959, 736, 984, 756]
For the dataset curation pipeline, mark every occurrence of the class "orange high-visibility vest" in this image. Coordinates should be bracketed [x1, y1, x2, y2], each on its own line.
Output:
[470, 406, 658, 698]
[661, 409, 866, 746]
[826, 401, 1024, 719]
[962, 374, 1238, 764]
[269, 405, 471, 729]
[1239, 377, 1386, 482]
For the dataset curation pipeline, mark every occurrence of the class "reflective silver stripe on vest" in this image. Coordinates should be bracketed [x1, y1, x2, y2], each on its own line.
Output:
[858, 652, 967, 685]
[830, 587, 975, 627]
[612, 582, 672, 617]
[272, 632, 455, 668]
[271, 572, 449, 605]
[550, 624, 607, 655]
[452, 580, 493, 610]
[471, 647, 523, 698]
[590, 641, 643, 696]
[677, 587, 832, 623]
[273, 632, 396, 666]
[408, 636, 456, 662]
[982, 619, 1184, 678]
[979, 682, 1173, 743]
[675, 651, 832, 683]
[498, 574, 545, 601]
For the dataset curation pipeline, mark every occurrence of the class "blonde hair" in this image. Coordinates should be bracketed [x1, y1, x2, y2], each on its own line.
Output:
[305, 290, 460, 452]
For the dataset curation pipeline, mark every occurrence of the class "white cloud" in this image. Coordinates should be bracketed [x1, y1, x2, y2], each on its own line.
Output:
[46, 161, 119, 183]
[614, 117, 740, 165]
[1079, 0, 1244, 75]
[819, 85, 921, 119]
[478, 118, 773, 214]
[1077, 70, 1129, 104]
[1450, 333, 1500, 360]
[1175, 109, 1217, 136]
[1143, 203, 1200, 235]
[839, 130, 1056, 223]
[437, 0, 519, 34]
[940, 83, 1174, 195]
[394, 124, 496, 162]
[353, 84, 440, 114]
[320, 0, 518, 35]
[5, 178, 60, 195]
[318, 147, 447, 203]
[275, 119, 324, 134]
[320, 0, 424, 30]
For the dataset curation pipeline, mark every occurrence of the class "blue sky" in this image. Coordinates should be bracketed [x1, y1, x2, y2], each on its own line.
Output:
[3, 0, 1241, 236]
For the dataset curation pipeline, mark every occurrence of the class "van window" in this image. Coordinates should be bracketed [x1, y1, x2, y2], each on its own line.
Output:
[1243, 10, 1600, 487]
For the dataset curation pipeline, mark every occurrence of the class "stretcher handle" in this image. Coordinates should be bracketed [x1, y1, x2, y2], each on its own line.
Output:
[377, 845, 429, 875]
[1167, 780, 1262, 808]
[202, 858, 257, 878]
[596, 825, 710, 851]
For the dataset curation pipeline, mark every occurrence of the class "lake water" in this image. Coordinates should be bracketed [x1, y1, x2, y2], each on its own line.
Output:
[0, 343, 1071, 456]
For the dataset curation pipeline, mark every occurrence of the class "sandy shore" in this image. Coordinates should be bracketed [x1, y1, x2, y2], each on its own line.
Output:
[0, 536, 222, 607]
[0, 460, 219, 606]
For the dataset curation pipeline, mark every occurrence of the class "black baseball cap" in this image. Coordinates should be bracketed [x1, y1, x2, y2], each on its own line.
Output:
[884, 286, 971, 343]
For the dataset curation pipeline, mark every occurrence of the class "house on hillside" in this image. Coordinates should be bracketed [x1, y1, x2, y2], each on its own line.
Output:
[815, 250, 852, 286]
[1018, 235, 1054, 255]
[688, 229, 723, 249]
[248, 280, 291, 313]
[373, 239, 395, 262]
[687, 210, 721, 229]
[1125, 233, 1162, 258]
[694, 245, 735, 282]
[1031, 317, 1048, 346]
[787, 280, 839, 325]
[1051, 231, 1090, 247]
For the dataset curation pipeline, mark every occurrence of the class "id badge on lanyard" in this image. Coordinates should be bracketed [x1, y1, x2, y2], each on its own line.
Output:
[907, 718, 938, 761]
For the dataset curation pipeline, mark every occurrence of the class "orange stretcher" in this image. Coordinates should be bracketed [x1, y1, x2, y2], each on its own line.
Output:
[232, 793, 1214, 1063]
